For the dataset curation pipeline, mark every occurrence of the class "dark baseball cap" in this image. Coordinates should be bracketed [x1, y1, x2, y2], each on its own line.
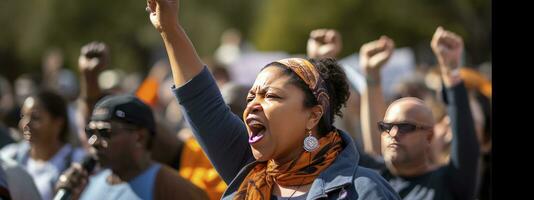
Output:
[91, 94, 156, 135]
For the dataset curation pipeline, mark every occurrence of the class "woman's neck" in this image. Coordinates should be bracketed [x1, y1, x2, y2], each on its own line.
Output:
[272, 147, 307, 167]
[273, 182, 312, 197]
[30, 140, 63, 161]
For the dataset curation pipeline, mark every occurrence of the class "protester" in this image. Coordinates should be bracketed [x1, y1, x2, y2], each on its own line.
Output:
[145, 0, 401, 199]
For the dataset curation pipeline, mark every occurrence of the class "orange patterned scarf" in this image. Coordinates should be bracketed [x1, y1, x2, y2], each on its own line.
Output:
[234, 130, 343, 200]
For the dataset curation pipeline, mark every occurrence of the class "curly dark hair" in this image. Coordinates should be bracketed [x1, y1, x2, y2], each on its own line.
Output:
[264, 58, 350, 136]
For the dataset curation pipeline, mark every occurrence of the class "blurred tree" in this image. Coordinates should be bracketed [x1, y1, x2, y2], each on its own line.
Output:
[1, 0, 160, 81]
[0, 0, 490, 82]
[251, 0, 491, 67]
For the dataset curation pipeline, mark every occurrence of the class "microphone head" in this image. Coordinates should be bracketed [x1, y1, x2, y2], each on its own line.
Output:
[81, 155, 97, 173]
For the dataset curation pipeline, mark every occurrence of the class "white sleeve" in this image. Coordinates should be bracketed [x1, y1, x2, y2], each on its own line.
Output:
[1, 157, 42, 200]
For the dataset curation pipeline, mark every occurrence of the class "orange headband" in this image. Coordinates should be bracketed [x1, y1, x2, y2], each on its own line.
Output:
[276, 58, 332, 130]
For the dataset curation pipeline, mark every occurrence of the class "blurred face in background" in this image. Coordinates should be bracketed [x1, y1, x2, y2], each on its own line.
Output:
[429, 93, 490, 166]
[42, 49, 64, 74]
[468, 94, 491, 154]
[431, 115, 452, 166]
[19, 97, 62, 145]
[14, 76, 36, 106]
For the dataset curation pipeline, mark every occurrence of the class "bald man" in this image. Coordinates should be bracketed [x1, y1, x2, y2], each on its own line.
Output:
[358, 27, 480, 200]
[377, 91, 479, 200]
[381, 98, 436, 177]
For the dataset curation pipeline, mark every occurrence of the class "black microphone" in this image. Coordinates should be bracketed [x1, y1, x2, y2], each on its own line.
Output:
[53, 155, 97, 200]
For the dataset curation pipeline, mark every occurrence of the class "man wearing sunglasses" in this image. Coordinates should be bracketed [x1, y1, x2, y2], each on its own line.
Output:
[55, 94, 208, 200]
[359, 27, 480, 200]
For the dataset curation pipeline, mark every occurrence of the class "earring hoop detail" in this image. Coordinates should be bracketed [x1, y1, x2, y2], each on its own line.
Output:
[303, 129, 319, 152]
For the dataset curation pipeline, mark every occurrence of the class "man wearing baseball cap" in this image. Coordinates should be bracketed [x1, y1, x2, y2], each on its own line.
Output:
[56, 94, 207, 200]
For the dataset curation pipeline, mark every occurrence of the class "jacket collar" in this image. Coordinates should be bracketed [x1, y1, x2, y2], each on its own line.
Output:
[306, 129, 360, 199]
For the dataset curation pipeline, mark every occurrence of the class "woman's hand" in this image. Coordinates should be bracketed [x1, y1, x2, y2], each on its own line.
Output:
[147, 0, 179, 33]
[145, 0, 203, 86]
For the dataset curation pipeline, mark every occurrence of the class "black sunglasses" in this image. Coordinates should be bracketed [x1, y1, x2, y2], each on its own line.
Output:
[85, 127, 112, 139]
[377, 121, 431, 135]
[85, 122, 141, 140]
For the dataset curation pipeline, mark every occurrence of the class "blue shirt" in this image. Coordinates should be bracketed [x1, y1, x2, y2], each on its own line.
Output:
[80, 163, 161, 200]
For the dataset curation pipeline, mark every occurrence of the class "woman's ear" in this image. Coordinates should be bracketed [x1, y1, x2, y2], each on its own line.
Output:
[306, 105, 324, 130]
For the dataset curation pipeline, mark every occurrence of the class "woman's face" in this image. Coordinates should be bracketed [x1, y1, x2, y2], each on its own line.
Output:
[243, 66, 314, 163]
[19, 97, 61, 144]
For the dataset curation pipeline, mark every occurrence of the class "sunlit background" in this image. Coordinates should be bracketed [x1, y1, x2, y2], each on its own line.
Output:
[0, 0, 491, 80]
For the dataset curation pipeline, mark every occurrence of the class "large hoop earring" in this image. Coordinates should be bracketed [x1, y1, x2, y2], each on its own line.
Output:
[303, 129, 319, 152]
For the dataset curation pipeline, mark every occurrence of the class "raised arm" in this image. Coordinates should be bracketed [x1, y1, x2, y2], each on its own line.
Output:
[147, 0, 203, 86]
[77, 42, 108, 122]
[359, 36, 394, 156]
[431, 26, 480, 199]
[147, 0, 252, 183]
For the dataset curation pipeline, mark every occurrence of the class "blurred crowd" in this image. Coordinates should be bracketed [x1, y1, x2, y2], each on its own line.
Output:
[0, 10, 490, 200]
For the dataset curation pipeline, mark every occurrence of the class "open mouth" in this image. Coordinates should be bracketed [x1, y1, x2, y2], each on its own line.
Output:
[247, 121, 266, 144]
